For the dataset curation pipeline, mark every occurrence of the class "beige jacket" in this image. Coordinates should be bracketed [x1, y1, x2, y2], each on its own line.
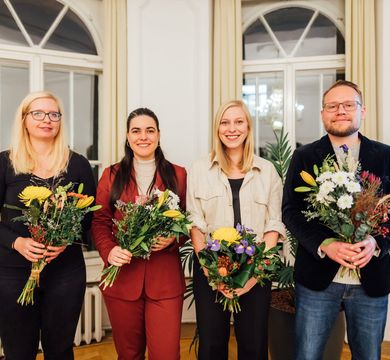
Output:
[187, 155, 286, 241]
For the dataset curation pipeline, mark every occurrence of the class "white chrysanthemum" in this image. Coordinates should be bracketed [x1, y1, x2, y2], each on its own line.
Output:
[319, 181, 335, 196]
[153, 189, 163, 197]
[337, 194, 353, 209]
[166, 191, 180, 210]
[316, 171, 333, 183]
[331, 171, 349, 186]
[346, 181, 361, 193]
[316, 192, 328, 204]
[316, 190, 335, 204]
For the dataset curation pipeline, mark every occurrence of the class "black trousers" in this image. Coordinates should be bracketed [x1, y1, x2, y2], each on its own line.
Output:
[193, 257, 271, 360]
[0, 263, 86, 360]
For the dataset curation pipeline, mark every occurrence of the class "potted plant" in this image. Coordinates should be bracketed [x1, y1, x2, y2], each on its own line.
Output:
[266, 129, 345, 360]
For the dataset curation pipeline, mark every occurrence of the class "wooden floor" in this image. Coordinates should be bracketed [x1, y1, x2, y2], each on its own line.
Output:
[35, 325, 390, 360]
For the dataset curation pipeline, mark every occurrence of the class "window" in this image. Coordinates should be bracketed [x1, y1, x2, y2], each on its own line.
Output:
[0, 0, 102, 177]
[242, 5, 345, 155]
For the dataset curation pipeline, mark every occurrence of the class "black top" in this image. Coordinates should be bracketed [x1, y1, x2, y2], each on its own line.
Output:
[0, 150, 96, 269]
[228, 178, 244, 227]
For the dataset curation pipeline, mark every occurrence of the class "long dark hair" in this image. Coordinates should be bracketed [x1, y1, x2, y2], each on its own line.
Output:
[109, 107, 177, 210]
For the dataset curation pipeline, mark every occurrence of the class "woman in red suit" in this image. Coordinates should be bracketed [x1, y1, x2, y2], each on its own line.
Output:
[92, 108, 186, 360]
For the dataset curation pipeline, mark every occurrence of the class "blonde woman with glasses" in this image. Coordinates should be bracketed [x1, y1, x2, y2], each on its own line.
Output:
[0, 91, 96, 360]
[187, 100, 285, 359]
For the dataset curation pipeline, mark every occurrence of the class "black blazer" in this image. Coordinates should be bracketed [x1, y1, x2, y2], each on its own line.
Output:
[282, 133, 390, 297]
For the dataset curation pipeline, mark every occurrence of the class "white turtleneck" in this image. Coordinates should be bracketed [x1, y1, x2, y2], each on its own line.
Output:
[133, 158, 156, 195]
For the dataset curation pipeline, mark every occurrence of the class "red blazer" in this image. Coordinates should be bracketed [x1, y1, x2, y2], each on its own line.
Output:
[92, 163, 187, 301]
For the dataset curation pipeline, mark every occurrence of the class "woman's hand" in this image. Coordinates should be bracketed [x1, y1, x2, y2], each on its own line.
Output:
[152, 236, 176, 252]
[13, 236, 45, 262]
[108, 246, 132, 266]
[218, 277, 258, 299]
[44, 245, 67, 263]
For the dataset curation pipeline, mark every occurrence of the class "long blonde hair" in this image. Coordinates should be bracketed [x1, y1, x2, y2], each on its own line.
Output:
[210, 100, 254, 174]
[9, 91, 70, 176]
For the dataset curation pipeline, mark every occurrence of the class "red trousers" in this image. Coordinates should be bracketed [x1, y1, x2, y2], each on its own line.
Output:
[104, 294, 183, 360]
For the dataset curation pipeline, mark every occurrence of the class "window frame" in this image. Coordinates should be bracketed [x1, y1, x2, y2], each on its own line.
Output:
[242, 2, 345, 151]
[0, 0, 103, 170]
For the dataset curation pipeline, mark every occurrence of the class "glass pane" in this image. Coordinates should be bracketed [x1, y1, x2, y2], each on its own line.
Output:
[10, 0, 63, 45]
[0, 64, 29, 151]
[295, 70, 345, 146]
[264, 7, 314, 56]
[73, 73, 98, 160]
[0, 1, 28, 46]
[243, 18, 279, 60]
[243, 72, 284, 157]
[295, 14, 345, 57]
[45, 9, 97, 55]
[44, 69, 70, 138]
[44, 69, 99, 161]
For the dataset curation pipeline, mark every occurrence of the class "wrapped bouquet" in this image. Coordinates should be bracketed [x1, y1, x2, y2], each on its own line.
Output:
[12, 182, 100, 305]
[198, 224, 280, 313]
[99, 189, 192, 290]
[295, 148, 390, 277]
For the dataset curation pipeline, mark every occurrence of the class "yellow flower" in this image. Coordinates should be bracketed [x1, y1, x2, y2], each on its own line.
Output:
[19, 186, 52, 206]
[76, 196, 94, 209]
[300, 171, 317, 187]
[162, 209, 184, 219]
[212, 227, 241, 245]
[157, 190, 168, 208]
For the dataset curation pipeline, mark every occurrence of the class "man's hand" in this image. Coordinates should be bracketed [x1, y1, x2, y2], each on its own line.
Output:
[349, 235, 377, 268]
[320, 241, 359, 268]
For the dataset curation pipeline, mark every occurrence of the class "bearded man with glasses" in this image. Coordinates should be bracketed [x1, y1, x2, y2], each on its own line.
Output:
[283, 80, 390, 360]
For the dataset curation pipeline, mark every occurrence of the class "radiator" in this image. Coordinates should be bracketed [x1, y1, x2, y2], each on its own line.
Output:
[0, 285, 104, 355]
[74, 285, 105, 345]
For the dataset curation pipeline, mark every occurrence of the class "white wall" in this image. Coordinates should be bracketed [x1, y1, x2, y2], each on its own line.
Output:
[127, 0, 212, 170]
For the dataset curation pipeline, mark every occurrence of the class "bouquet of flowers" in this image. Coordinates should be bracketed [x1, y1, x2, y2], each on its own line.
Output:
[198, 224, 280, 313]
[11, 182, 101, 305]
[295, 148, 390, 277]
[99, 189, 192, 290]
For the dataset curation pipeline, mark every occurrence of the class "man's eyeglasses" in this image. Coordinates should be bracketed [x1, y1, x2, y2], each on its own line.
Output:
[323, 101, 361, 113]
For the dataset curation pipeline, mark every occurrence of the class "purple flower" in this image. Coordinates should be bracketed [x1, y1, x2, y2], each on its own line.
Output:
[236, 223, 244, 234]
[245, 245, 255, 256]
[234, 244, 245, 254]
[206, 236, 221, 251]
[210, 240, 221, 251]
[234, 239, 249, 254]
[340, 144, 349, 153]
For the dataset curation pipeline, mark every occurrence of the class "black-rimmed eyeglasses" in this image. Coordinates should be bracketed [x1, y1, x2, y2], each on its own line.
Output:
[323, 101, 361, 113]
[26, 110, 62, 122]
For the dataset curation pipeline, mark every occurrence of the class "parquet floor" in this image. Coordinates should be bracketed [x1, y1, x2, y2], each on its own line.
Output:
[35, 324, 390, 360]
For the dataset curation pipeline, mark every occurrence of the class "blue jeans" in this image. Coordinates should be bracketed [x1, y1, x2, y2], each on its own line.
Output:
[295, 282, 388, 360]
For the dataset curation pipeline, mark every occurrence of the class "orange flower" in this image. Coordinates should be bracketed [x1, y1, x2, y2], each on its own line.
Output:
[218, 267, 228, 277]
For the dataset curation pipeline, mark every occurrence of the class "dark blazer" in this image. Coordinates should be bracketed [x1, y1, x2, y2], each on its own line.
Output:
[92, 163, 187, 301]
[282, 133, 390, 297]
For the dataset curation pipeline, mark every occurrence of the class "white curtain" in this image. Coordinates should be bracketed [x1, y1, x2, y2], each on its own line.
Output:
[102, 0, 128, 165]
[345, 0, 377, 139]
[213, 0, 242, 118]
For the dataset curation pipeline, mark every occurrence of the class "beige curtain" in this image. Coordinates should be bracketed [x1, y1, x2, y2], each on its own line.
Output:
[345, 0, 377, 139]
[102, 0, 128, 166]
[213, 0, 242, 118]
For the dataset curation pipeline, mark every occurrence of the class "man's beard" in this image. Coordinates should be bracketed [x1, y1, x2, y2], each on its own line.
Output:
[324, 122, 359, 137]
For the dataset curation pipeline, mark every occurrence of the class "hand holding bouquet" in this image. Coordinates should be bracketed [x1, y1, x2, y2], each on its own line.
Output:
[198, 224, 280, 313]
[99, 189, 192, 290]
[11, 182, 101, 305]
[295, 148, 390, 277]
